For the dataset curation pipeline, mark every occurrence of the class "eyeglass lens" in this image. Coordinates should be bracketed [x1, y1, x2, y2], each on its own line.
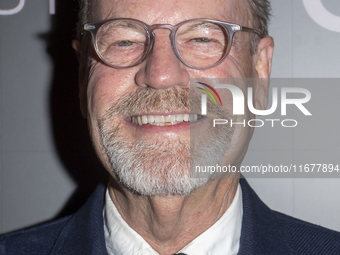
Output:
[96, 20, 230, 68]
[175, 21, 229, 68]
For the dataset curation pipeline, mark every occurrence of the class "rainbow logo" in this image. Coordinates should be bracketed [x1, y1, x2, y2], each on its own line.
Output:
[196, 82, 223, 106]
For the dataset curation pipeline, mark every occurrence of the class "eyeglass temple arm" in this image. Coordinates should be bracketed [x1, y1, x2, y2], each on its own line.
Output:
[240, 26, 262, 38]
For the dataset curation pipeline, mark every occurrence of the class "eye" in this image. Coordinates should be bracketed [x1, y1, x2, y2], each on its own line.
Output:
[117, 40, 135, 46]
[190, 38, 213, 43]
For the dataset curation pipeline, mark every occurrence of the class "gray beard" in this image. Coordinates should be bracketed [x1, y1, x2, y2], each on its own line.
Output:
[98, 87, 234, 196]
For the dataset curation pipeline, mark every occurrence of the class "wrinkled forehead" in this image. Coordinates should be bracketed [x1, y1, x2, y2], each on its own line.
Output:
[92, 0, 250, 26]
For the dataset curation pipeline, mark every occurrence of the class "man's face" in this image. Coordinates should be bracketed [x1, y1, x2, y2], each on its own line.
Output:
[79, 0, 270, 195]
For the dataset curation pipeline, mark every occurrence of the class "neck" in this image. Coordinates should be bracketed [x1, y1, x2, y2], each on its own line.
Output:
[108, 176, 239, 255]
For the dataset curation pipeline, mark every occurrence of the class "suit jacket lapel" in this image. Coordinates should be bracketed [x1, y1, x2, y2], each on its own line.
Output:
[50, 183, 108, 255]
[238, 178, 297, 255]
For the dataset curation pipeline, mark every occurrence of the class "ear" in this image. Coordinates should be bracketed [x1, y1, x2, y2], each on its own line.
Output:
[252, 36, 274, 110]
[72, 40, 88, 119]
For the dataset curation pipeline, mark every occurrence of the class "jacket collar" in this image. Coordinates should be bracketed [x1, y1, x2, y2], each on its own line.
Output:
[50, 183, 108, 255]
[238, 178, 297, 255]
[50, 179, 297, 255]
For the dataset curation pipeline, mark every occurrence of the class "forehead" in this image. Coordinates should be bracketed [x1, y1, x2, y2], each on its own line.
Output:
[94, 0, 248, 25]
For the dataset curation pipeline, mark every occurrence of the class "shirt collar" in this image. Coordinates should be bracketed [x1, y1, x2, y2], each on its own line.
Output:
[104, 184, 243, 255]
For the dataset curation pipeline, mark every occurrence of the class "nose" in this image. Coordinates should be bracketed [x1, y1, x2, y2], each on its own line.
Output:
[135, 29, 190, 90]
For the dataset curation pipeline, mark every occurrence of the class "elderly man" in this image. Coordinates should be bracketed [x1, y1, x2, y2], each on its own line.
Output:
[1, 0, 340, 254]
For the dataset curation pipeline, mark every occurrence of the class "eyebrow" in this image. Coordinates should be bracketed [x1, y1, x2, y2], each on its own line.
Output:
[114, 21, 142, 29]
[102, 21, 143, 32]
[98, 21, 145, 40]
[176, 22, 223, 36]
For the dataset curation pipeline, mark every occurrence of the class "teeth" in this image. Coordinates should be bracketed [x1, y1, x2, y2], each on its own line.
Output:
[142, 115, 148, 124]
[155, 115, 165, 123]
[131, 114, 202, 126]
[183, 114, 189, 122]
[176, 114, 184, 122]
[147, 115, 155, 123]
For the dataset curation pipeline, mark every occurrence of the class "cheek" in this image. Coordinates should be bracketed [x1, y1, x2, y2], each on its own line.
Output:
[188, 53, 252, 81]
[87, 65, 136, 119]
[224, 45, 254, 78]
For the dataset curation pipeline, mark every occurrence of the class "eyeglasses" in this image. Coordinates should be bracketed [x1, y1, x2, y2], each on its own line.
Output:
[84, 18, 261, 70]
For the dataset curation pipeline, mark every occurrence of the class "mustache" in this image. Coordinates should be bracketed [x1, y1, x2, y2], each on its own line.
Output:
[101, 86, 229, 120]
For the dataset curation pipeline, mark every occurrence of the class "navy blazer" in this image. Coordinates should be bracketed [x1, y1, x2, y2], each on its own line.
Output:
[1, 178, 340, 254]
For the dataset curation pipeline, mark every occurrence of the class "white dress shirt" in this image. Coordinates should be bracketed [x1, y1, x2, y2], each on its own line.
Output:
[104, 184, 243, 255]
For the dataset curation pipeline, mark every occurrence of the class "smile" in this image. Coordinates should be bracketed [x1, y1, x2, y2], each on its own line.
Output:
[131, 114, 203, 126]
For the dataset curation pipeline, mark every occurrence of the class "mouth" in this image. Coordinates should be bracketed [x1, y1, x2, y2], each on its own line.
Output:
[130, 113, 203, 126]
